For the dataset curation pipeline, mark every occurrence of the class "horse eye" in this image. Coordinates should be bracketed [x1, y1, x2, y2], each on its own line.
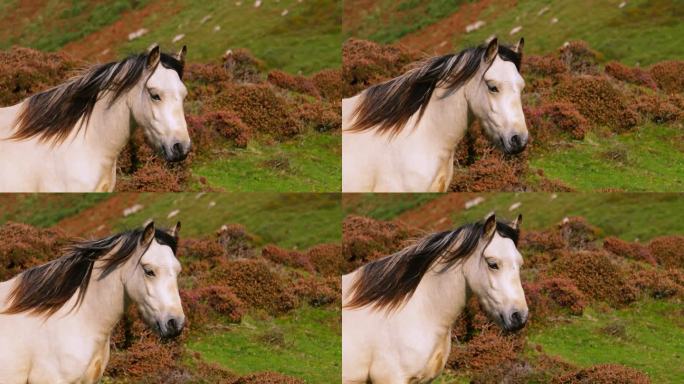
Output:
[487, 260, 499, 270]
[150, 92, 161, 101]
[144, 268, 155, 277]
[487, 84, 499, 93]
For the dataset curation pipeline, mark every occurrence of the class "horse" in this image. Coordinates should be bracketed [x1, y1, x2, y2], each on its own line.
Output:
[0, 221, 184, 384]
[342, 214, 528, 383]
[0, 44, 191, 192]
[342, 38, 527, 192]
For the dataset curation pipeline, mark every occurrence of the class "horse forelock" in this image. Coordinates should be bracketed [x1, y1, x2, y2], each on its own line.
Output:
[10, 51, 184, 145]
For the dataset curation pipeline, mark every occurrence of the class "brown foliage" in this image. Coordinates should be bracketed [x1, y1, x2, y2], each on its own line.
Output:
[648, 235, 684, 268]
[448, 329, 524, 371]
[268, 70, 320, 98]
[525, 102, 589, 141]
[649, 60, 684, 94]
[0, 47, 79, 106]
[182, 285, 245, 323]
[342, 38, 420, 97]
[209, 259, 297, 315]
[0, 222, 68, 280]
[188, 111, 252, 150]
[230, 372, 304, 384]
[342, 215, 418, 273]
[552, 364, 651, 384]
[216, 83, 304, 138]
[605, 61, 657, 89]
[550, 250, 638, 306]
[525, 54, 567, 76]
[554, 75, 639, 131]
[603, 236, 655, 265]
[558, 41, 601, 75]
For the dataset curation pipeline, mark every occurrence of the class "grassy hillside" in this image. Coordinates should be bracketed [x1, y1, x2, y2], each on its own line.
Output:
[457, 0, 684, 66]
[346, 0, 684, 66]
[344, 192, 684, 241]
[0, 0, 341, 74]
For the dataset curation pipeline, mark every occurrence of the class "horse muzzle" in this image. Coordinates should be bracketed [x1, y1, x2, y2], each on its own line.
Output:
[163, 141, 191, 162]
[501, 309, 528, 332]
[502, 132, 528, 155]
[157, 315, 185, 339]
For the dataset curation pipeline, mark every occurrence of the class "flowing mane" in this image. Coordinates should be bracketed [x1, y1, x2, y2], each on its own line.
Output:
[3, 228, 177, 316]
[348, 44, 521, 136]
[345, 219, 519, 311]
[11, 52, 184, 144]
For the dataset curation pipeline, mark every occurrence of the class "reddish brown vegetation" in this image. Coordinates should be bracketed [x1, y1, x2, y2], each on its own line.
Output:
[0, 47, 79, 106]
[342, 214, 419, 273]
[525, 102, 589, 140]
[605, 61, 657, 89]
[648, 235, 684, 268]
[554, 75, 639, 131]
[551, 251, 638, 306]
[649, 60, 684, 94]
[603, 236, 655, 265]
[552, 364, 651, 384]
[0, 222, 67, 280]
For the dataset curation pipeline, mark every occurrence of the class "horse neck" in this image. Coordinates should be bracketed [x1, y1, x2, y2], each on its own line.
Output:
[413, 86, 469, 150]
[409, 261, 468, 330]
[73, 258, 128, 337]
[80, 90, 133, 163]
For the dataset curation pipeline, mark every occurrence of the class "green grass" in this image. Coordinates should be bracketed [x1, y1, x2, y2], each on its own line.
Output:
[0, 0, 149, 51]
[530, 124, 684, 192]
[0, 0, 340, 74]
[455, 193, 684, 242]
[193, 132, 341, 193]
[528, 299, 684, 383]
[458, 0, 684, 66]
[343, 193, 441, 220]
[121, 0, 341, 74]
[0, 194, 110, 227]
[187, 306, 341, 383]
[347, 0, 474, 43]
[114, 193, 341, 250]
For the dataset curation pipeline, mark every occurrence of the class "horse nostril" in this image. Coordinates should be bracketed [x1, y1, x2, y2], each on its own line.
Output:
[172, 142, 183, 155]
[511, 311, 524, 327]
[167, 318, 177, 333]
[511, 134, 521, 148]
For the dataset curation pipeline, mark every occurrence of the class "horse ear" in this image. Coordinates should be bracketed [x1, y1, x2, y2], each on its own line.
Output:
[512, 214, 522, 230]
[170, 221, 181, 238]
[176, 45, 187, 67]
[141, 221, 156, 246]
[146, 43, 161, 70]
[513, 37, 524, 55]
[483, 213, 497, 241]
[484, 37, 498, 63]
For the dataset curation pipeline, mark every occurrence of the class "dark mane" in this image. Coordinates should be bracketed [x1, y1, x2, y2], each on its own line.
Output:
[348, 44, 521, 136]
[345, 220, 519, 312]
[11, 52, 183, 144]
[3, 228, 177, 317]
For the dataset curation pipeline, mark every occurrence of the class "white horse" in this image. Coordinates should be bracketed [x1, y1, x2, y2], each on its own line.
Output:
[342, 38, 527, 192]
[342, 214, 528, 383]
[0, 44, 190, 192]
[0, 222, 184, 384]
